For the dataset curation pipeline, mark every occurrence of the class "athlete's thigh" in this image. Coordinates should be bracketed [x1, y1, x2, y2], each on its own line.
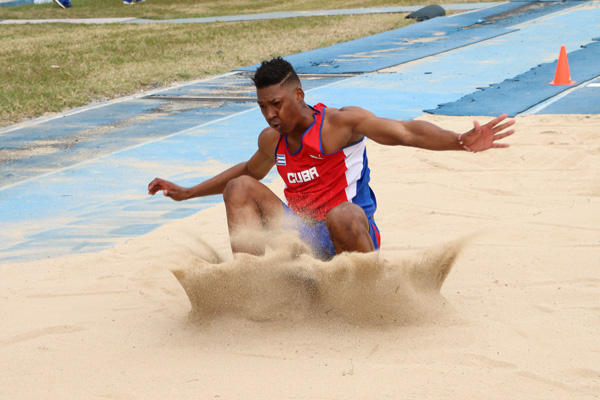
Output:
[224, 175, 285, 229]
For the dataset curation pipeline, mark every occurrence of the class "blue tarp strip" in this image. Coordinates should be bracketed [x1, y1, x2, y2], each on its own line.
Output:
[425, 41, 600, 117]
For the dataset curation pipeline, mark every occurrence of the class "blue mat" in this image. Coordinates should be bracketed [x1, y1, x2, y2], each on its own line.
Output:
[0, 98, 257, 187]
[0, 0, 34, 7]
[238, 1, 582, 74]
[238, 3, 522, 74]
[538, 78, 600, 114]
[426, 40, 600, 117]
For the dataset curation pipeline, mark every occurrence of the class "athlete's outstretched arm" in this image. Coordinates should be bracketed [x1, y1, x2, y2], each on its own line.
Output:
[340, 107, 515, 152]
[148, 129, 277, 201]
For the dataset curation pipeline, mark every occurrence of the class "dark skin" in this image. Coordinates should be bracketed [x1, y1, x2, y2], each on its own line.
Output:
[148, 81, 515, 256]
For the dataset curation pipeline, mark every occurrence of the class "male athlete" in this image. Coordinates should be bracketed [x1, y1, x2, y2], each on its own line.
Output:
[148, 57, 514, 260]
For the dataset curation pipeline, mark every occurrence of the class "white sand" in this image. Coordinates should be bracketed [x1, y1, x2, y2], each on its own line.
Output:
[1, 114, 599, 399]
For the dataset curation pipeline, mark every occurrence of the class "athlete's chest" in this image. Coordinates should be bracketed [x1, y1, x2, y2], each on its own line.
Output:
[276, 137, 345, 187]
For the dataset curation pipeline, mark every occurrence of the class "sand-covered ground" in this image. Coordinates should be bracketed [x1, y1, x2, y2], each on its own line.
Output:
[1, 114, 598, 399]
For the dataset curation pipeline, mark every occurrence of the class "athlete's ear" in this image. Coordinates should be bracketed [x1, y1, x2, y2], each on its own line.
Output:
[294, 86, 305, 103]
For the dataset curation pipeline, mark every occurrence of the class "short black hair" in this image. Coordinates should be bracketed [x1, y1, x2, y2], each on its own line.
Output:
[252, 57, 301, 89]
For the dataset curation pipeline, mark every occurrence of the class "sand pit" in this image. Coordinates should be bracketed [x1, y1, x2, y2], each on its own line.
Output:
[1, 114, 599, 399]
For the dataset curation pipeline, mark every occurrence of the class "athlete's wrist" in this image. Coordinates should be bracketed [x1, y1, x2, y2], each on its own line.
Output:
[458, 133, 474, 152]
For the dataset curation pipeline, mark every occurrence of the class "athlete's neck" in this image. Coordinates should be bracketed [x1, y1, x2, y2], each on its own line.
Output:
[286, 103, 316, 150]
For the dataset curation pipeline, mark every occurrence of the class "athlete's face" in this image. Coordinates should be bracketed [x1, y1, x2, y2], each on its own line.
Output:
[256, 83, 303, 135]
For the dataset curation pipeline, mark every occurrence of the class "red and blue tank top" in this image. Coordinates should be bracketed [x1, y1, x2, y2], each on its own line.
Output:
[275, 103, 377, 221]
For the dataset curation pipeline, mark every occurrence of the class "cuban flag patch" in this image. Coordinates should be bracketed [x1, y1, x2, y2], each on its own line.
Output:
[276, 153, 286, 166]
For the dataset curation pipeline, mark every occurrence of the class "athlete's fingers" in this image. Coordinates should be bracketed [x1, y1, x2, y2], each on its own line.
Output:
[485, 113, 508, 128]
[148, 178, 162, 195]
[494, 130, 515, 141]
[492, 119, 515, 133]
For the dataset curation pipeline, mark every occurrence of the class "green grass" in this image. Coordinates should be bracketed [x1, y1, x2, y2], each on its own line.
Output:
[0, 0, 477, 20]
[0, 0, 476, 127]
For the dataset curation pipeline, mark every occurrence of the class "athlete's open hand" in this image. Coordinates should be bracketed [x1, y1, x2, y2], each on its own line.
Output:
[148, 178, 190, 201]
[459, 114, 515, 152]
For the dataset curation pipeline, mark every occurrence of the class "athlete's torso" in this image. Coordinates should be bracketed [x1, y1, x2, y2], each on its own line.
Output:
[275, 103, 377, 221]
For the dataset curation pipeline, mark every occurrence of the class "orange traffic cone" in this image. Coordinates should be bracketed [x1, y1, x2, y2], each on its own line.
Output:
[550, 45, 575, 85]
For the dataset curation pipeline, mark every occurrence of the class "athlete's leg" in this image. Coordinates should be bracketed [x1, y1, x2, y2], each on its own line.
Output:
[325, 202, 375, 254]
[222, 176, 285, 255]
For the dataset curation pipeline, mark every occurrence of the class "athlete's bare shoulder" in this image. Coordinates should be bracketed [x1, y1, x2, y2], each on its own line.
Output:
[326, 106, 376, 126]
[322, 106, 377, 151]
[257, 127, 280, 157]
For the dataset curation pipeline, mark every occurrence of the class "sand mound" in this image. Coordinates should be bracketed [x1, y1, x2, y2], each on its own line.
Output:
[172, 236, 464, 326]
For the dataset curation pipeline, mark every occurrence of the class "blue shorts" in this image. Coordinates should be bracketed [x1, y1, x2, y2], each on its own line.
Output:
[281, 203, 381, 260]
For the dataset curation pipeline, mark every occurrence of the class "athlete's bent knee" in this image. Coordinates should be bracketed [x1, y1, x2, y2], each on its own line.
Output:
[223, 176, 258, 203]
[326, 204, 369, 237]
